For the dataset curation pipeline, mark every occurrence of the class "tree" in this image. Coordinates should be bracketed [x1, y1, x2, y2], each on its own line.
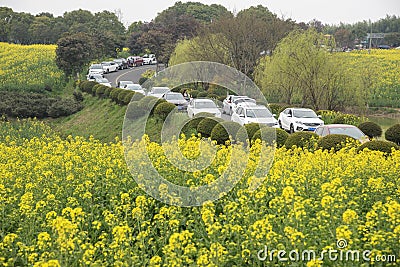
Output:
[56, 32, 95, 77]
[255, 29, 356, 110]
[0, 7, 13, 42]
[169, 5, 295, 77]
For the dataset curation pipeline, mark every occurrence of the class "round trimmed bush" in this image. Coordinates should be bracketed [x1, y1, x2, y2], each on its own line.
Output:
[117, 90, 131, 105]
[210, 121, 242, 145]
[103, 87, 113, 98]
[357, 121, 382, 139]
[194, 112, 214, 118]
[138, 77, 148, 85]
[235, 123, 262, 144]
[251, 127, 277, 146]
[78, 80, 89, 91]
[284, 131, 319, 149]
[154, 102, 176, 120]
[95, 85, 107, 98]
[126, 101, 144, 120]
[110, 88, 123, 102]
[385, 124, 400, 145]
[81, 81, 97, 94]
[122, 91, 136, 105]
[91, 84, 102, 96]
[317, 134, 356, 152]
[197, 117, 224, 138]
[357, 140, 399, 154]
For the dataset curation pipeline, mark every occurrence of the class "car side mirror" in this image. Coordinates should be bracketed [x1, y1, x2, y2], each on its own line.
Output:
[287, 114, 292, 117]
[239, 114, 245, 118]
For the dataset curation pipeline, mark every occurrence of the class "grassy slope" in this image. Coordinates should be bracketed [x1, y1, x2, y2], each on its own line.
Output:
[47, 94, 126, 143]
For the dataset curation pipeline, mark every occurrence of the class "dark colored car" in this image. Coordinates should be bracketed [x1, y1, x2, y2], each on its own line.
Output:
[113, 58, 128, 70]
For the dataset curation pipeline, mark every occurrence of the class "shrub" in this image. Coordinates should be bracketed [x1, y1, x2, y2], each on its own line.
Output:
[332, 114, 364, 126]
[78, 80, 89, 91]
[251, 127, 277, 146]
[126, 101, 144, 120]
[81, 81, 97, 94]
[154, 102, 176, 120]
[357, 121, 382, 139]
[284, 131, 319, 149]
[218, 95, 226, 102]
[235, 123, 263, 144]
[275, 128, 289, 147]
[95, 85, 107, 98]
[122, 92, 136, 105]
[110, 88, 123, 103]
[197, 92, 208, 98]
[47, 97, 83, 118]
[73, 91, 84, 102]
[357, 140, 399, 154]
[197, 117, 223, 138]
[103, 87, 113, 98]
[317, 134, 356, 152]
[117, 90, 131, 105]
[207, 93, 219, 100]
[91, 84, 102, 96]
[194, 112, 214, 118]
[210, 121, 242, 145]
[190, 90, 199, 98]
[385, 124, 400, 145]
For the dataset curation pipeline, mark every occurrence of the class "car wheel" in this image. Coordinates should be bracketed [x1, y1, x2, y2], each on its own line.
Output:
[278, 120, 282, 129]
[290, 124, 295, 134]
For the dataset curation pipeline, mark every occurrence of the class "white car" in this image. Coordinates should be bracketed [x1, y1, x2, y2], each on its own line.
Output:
[231, 104, 278, 127]
[187, 99, 221, 118]
[143, 54, 157, 65]
[88, 64, 104, 76]
[124, 84, 145, 95]
[87, 73, 104, 81]
[278, 108, 324, 133]
[222, 95, 249, 115]
[101, 62, 118, 73]
[117, 81, 134, 88]
[96, 78, 112, 87]
[147, 87, 171, 98]
[162, 92, 188, 111]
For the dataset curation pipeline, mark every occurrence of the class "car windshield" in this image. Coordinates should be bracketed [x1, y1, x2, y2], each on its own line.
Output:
[90, 65, 102, 69]
[102, 63, 110, 66]
[195, 101, 217, 109]
[121, 81, 133, 86]
[246, 108, 272, 118]
[329, 127, 365, 139]
[166, 94, 184, 100]
[153, 88, 170, 94]
[98, 78, 109, 83]
[293, 110, 317, 118]
[126, 84, 142, 90]
[235, 98, 256, 105]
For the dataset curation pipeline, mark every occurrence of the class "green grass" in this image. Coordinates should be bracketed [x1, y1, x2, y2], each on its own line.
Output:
[46, 94, 127, 143]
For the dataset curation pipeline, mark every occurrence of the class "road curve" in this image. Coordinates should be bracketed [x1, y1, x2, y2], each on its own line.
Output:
[104, 65, 159, 87]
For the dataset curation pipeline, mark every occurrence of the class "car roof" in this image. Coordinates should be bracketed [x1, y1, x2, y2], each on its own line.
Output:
[290, 107, 314, 111]
[193, 98, 214, 102]
[323, 124, 358, 128]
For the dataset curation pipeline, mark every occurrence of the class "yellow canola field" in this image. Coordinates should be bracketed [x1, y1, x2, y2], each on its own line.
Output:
[0, 43, 64, 93]
[0, 121, 399, 267]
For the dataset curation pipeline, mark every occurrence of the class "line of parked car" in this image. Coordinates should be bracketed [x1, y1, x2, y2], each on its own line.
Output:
[86, 54, 158, 86]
